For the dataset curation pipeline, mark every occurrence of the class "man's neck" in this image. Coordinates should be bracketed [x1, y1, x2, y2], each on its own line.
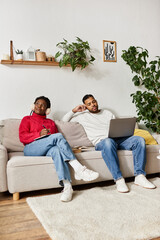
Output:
[89, 109, 101, 114]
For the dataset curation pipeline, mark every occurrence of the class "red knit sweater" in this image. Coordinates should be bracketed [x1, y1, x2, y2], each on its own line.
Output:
[19, 112, 58, 145]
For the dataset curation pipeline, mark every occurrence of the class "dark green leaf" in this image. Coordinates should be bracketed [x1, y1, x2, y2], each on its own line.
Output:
[55, 51, 62, 59]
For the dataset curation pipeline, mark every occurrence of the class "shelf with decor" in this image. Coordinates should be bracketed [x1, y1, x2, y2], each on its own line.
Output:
[1, 40, 68, 67]
[1, 38, 95, 70]
[0, 60, 64, 67]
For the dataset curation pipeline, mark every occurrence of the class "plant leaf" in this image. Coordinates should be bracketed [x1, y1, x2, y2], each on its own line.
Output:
[55, 51, 62, 59]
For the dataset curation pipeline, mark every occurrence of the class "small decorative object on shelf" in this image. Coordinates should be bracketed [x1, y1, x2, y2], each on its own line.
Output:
[15, 49, 23, 61]
[26, 46, 36, 61]
[55, 37, 95, 71]
[2, 54, 10, 60]
[36, 49, 46, 61]
[47, 54, 54, 62]
[10, 40, 14, 60]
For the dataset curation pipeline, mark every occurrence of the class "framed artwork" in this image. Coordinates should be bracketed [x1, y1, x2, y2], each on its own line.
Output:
[103, 40, 117, 62]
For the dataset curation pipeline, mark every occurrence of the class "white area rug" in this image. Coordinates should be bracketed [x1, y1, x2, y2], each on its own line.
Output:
[27, 178, 160, 240]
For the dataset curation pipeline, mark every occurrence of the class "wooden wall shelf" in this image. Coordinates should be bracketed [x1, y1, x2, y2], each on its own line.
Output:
[1, 60, 62, 66]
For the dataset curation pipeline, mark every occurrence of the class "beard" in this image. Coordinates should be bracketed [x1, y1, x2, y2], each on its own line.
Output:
[89, 105, 99, 113]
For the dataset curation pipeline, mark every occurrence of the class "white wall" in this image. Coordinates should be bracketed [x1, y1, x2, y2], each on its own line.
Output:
[0, 0, 160, 120]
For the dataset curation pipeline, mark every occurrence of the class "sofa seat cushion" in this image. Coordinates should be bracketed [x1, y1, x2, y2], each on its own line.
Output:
[8, 149, 133, 166]
[8, 152, 53, 167]
[8, 144, 160, 166]
[74, 149, 133, 161]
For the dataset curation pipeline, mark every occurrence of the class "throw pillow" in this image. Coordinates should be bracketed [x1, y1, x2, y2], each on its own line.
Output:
[55, 120, 93, 148]
[134, 129, 158, 145]
[2, 119, 24, 152]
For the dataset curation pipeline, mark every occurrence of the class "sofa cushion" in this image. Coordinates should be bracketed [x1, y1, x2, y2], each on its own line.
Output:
[1, 119, 24, 152]
[134, 129, 158, 145]
[55, 120, 93, 147]
[0, 118, 93, 152]
[8, 149, 133, 164]
[8, 152, 53, 166]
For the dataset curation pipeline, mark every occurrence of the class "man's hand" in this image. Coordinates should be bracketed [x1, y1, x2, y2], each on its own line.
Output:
[72, 104, 86, 113]
[40, 128, 50, 136]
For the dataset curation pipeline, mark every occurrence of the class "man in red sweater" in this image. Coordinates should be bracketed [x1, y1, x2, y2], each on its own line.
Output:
[19, 96, 99, 202]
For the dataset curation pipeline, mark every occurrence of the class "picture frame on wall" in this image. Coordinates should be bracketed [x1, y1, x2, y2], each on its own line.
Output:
[103, 40, 117, 62]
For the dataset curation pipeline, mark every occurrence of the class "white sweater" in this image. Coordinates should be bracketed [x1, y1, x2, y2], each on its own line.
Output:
[62, 109, 115, 146]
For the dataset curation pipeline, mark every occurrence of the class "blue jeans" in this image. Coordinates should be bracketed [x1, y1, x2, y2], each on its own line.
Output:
[24, 133, 76, 186]
[95, 136, 146, 181]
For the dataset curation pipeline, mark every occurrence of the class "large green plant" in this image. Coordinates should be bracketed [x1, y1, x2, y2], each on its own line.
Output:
[55, 37, 95, 71]
[121, 46, 160, 133]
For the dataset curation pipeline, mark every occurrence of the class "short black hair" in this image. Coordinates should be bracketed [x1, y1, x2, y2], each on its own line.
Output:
[82, 94, 94, 103]
[34, 96, 51, 108]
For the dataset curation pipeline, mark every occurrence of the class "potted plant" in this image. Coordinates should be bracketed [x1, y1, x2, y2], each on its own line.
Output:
[121, 46, 160, 133]
[15, 49, 23, 61]
[55, 37, 95, 71]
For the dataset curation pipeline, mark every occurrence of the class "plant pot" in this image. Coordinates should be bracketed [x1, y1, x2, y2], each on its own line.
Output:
[16, 54, 23, 61]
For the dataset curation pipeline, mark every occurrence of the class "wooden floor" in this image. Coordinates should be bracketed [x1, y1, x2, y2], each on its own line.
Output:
[0, 176, 160, 240]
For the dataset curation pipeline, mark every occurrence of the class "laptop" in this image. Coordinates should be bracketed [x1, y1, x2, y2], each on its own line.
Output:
[108, 117, 136, 138]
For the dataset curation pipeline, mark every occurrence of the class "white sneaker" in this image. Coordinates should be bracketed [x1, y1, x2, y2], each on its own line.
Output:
[116, 178, 129, 193]
[60, 186, 73, 202]
[75, 166, 99, 181]
[134, 174, 156, 189]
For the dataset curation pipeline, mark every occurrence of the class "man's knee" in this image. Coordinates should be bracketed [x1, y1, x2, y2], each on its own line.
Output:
[103, 138, 116, 148]
[133, 136, 145, 146]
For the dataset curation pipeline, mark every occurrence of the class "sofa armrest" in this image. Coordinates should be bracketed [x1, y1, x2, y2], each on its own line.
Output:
[0, 144, 8, 192]
[152, 133, 160, 144]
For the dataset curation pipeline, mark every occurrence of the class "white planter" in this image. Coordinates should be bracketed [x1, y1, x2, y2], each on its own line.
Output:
[16, 54, 23, 61]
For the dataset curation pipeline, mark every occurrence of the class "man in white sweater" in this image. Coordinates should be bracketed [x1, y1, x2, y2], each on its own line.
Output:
[62, 94, 156, 192]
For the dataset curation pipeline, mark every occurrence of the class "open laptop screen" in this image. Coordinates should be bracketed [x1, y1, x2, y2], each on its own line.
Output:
[108, 117, 136, 138]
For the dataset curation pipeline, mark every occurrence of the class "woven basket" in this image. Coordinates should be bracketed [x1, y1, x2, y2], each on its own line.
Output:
[36, 51, 46, 61]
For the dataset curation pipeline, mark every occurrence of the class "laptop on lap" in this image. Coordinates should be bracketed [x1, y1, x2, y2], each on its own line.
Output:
[108, 117, 136, 138]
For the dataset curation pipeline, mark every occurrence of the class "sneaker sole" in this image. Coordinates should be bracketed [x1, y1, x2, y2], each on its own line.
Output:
[75, 174, 99, 182]
[117, 189, 129, 193]
[60, 198, 72, 202]
[118, 191, 129, 193]
[134, 183, 156, 189]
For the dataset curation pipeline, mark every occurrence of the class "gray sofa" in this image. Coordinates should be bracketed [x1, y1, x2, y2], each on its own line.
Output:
[0, 118, 160, 200]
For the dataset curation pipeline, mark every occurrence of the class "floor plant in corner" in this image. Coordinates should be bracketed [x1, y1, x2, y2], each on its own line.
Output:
[121, 46, 160, 133]
[55, 37, 95, 71]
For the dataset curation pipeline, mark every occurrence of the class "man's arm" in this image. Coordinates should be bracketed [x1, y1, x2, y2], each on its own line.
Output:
[62, 110, 75, 122]
[62, 104, 86, 122]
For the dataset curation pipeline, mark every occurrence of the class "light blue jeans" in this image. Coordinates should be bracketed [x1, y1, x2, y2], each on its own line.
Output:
[24, 133, 76, 186]
[95, 136, 146, 181]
